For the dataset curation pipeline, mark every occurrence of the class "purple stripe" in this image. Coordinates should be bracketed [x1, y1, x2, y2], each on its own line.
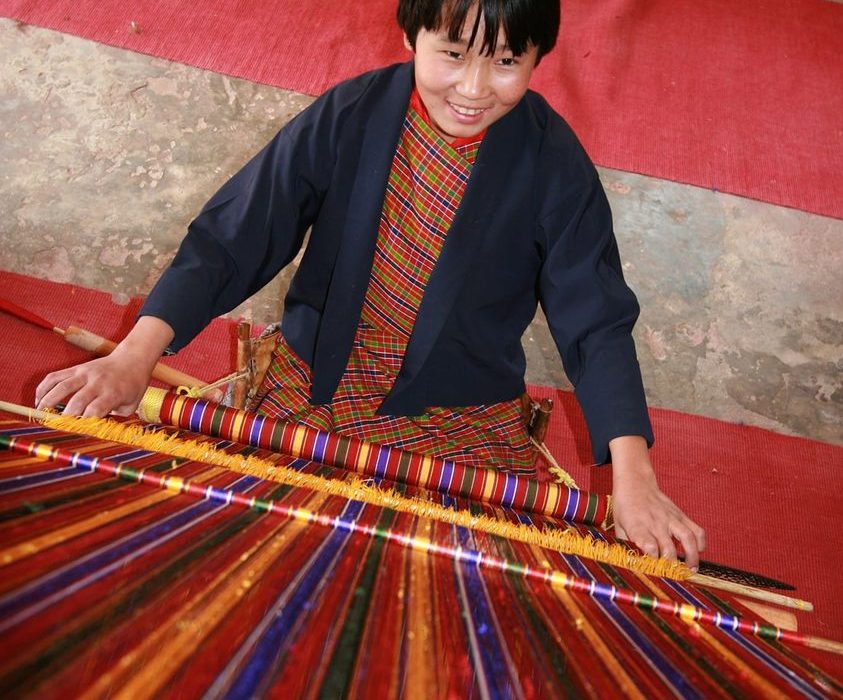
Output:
[249, 414, 265, 446]
[438, 459, 455, 491]
[501, 474, 517, 507]
[187, 399, 208, 433]
[374, 446, 390, 479]
[312, 431, 329, 463]
[563, 488, 579, 521]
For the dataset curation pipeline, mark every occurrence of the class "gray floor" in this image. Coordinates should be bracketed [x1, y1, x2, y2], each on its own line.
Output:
[2, 20, 841, 445]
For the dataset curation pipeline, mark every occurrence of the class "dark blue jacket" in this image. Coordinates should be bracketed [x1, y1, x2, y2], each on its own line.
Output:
[141, 61, 653, 462]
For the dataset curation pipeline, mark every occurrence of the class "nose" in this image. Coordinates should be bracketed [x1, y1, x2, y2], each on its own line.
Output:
[456, 58, 491, 100]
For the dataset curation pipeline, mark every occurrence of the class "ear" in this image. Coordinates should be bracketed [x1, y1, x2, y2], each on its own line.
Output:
[403, 33, 414, 52]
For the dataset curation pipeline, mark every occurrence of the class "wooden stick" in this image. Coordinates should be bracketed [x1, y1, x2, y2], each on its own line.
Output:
[688, 573, 813, 611]
[0, 401, 51, 422]
[0, 297, 214, 395]
[231, 320, 252, 409]
[805, 636, 843, 655]
[60, 325, 211, 392]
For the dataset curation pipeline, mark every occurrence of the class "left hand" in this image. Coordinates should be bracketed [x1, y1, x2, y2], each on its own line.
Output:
[609, 436, 706, 570]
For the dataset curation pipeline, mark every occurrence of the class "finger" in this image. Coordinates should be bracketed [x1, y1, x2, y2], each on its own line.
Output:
[37, 375, 86, 411]
[655, 530, 677, 562]
[112, 400, 141, 417]
[81, 397, 115, 418]
[634, 534, 659, 559]
[63, 384, 105, 417]
[693, 522, 706, 553]
[672, 520, 703, 570]
[35, 370, 75, 406]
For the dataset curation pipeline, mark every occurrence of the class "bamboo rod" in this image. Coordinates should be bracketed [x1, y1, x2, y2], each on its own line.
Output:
[688, 573, 813, 612]
[0, 297, 216, 396]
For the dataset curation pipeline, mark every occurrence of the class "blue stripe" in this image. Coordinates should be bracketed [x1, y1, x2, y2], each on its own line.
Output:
[375, 446, 389, 479]
[563, 488, 579, 521]
[313, 431, 329, 463]
[455, 525, 519, 699]
[248, 414, 265, 446]
[564, 554, 700, 698]
[0, 465, 82, 492]
[0, 473, 259, 622]
[439, 459, 454, 491]
[223, 500, 365, 698]
[0, 426, 55, 438]
[187, 400, 207, 433]
[501, 474, 516, 506]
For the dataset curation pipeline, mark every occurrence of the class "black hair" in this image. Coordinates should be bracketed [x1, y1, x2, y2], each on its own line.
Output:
[397, 0, 559, 63]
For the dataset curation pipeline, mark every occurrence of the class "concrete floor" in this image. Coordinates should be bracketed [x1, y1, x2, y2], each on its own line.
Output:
[1, 20, 841, 446]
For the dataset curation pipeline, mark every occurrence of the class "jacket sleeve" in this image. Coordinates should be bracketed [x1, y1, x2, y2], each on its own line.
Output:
[138, 77, 367, 352]
[538, 167, 653, 464]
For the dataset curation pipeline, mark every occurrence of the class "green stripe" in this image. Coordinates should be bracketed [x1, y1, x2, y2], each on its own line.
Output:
[318, 506, 398, 698]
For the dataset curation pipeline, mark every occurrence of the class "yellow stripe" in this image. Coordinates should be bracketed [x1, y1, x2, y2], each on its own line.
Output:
[481, 469, 495, 501]
[0, 464, 226, 567]
[355, 441, 371, 474]
[1, 489, 173, 566]
[230, 411, 245, 443]
[545, 484, 561, 516]
[405, 518, 440, 697]
[417, 453, 433, 485]
[291, 424, 307, 458]
[684, 622, 790, 699]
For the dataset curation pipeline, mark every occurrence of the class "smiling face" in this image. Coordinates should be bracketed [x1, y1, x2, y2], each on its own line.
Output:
[406, 9, 538, 143]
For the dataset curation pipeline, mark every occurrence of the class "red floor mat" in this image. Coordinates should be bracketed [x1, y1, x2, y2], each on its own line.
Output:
[2, 0, 841, 218]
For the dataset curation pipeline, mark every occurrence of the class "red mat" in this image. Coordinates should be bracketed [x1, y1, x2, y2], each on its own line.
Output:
[2, 0, 841, 219]
[1, 270, 842, 649]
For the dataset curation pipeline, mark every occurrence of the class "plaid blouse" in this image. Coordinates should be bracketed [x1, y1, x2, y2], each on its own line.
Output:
[255, 90, 535, 473]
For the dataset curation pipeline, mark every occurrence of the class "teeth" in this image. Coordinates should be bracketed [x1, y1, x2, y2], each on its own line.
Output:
[450, 103, 485, 116]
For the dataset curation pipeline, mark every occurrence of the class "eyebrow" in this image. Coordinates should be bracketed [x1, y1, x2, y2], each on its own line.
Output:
[437, 35, 512, 53]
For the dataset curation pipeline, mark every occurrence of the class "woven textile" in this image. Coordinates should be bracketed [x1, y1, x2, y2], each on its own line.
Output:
[152, 391, 606, 523]
[257, 91, 535, 473]
[1, 422, 841, 698]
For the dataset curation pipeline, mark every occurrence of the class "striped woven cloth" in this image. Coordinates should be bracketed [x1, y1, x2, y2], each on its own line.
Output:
[257, 90, 535, 473]
[1, 422, 840, 698]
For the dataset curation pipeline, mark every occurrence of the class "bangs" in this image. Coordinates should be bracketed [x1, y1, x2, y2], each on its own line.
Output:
[397, 0, 560, 61]
[442, 0, 529, 56]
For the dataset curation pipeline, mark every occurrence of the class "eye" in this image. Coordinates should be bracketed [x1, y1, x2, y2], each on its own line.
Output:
[444, 50, 463, 60]
[497, 56, 517, 67]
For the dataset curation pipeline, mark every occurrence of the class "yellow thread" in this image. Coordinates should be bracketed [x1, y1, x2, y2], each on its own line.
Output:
[531, 438, 578, 488]
[553, 587, 647, 699]
[231, 412, 245, 443]
[163, 476, 184, 493]
[137, 386, 167, 423]
[40, 412, 691, 580]
[679, 604, 698, 623]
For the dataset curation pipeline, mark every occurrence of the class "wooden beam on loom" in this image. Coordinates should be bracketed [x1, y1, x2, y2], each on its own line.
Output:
[0, 297, 221, 400]
[685, 574, 813, 612]
[738, 600, 798, 632]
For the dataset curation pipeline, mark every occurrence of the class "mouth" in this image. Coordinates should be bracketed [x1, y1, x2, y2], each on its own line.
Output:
[447, 101, 489, 118]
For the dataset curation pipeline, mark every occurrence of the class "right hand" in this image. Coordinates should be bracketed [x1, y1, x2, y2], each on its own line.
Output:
[35, 351, 153, 417]
[35, 315, 175, 418]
